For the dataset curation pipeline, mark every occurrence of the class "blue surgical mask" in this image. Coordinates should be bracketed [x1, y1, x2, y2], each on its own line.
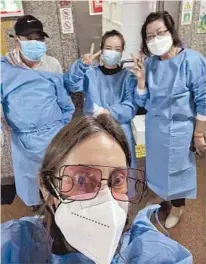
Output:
[19, 39, 47, 62]
[102, 50, 122, 66]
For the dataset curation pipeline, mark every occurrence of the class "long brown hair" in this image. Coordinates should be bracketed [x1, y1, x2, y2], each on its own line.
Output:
[40, 114, 131, 177]
[39, 114, 131, 255]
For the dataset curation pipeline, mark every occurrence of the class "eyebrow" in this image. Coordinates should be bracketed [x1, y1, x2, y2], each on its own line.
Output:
[146, 27, 166, 34]
[104, 45, 122, 48]
[62, 164, 128, 170]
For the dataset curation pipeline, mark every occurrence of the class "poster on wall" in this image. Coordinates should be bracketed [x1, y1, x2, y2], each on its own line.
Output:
[181, 0, 193, 25]
[89, 0, 103, 15]
[59, 7, 74, 34]
[0, 0, 24, 17]
[198, 0, 206, 33]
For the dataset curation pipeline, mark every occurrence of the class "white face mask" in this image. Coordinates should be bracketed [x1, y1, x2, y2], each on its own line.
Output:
[102, 50, 122, 66]
[55, 189, 128, 264]
[147, 35, 173, 56]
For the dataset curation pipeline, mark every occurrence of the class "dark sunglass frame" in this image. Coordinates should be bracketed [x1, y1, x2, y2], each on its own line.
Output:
[44, 164, 147, 204]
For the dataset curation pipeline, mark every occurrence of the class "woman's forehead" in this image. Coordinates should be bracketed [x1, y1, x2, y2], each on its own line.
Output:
[62, 132, 127, 168]
[104, 36, 122, 47]
[146, 19, 166, 34]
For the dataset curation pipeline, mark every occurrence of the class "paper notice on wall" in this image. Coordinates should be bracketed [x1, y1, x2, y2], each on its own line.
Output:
[197, 0, 206, 33]
[181, 0, 193, 25]
[135, 145, 146, 158]
[59, 7, 74, 34]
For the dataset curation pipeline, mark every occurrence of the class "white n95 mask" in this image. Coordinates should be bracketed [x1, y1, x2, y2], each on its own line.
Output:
[55, 188, 128, 264]
[102, 50, 122, 66]
[147, 35, 173, 56]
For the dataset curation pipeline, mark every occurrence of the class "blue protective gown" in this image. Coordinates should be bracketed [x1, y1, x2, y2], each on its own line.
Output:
[64, 60, 137, 168]
[135, 49, 206, 200]
[1, 57, 75, 206]
[1, 205, 192, 263]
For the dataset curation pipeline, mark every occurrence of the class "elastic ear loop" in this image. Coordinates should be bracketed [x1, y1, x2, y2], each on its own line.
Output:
[42, 172, 61, 200]
[37, 192, 55, 217]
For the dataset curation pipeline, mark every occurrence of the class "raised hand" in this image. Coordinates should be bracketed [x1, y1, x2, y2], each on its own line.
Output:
[82, 43, 101, 65]
[131, 50, 145, 81]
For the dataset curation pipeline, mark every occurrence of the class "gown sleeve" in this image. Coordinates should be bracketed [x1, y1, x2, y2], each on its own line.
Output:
[134, 59, 150, 108]
[64, 59, 90, 93]
[108, 74, 138, 124]
[134, 88, 149, 108]
[114, 205, 193, 264]
[1, 217, 51, 264]
[53, 74, 75, 124]
[187, 53, 206, 120]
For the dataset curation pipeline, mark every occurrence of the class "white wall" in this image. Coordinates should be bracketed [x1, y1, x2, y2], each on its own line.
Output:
[102, 0, 157, 59]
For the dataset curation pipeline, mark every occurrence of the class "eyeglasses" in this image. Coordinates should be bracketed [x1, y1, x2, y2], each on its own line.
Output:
[146, 30, 169, 42]
[45, 165, 147, 204]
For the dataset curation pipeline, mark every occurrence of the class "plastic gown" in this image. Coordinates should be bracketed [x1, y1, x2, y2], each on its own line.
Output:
[135, 49, 206, 200]
[1, 205, 192, 263]
[1, 57, 75, 206]
[64, 60, 137, 168]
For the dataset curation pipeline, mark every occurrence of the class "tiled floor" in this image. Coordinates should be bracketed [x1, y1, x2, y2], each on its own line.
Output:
[1, 158, 205, 264]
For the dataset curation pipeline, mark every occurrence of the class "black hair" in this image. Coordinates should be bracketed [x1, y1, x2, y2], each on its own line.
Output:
[100, 30, 125, 50]
[141, 11, 182, 56]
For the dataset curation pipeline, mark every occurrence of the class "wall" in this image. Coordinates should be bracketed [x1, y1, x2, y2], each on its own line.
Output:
[72, 1, 102, 55]
[102, 1, 157, 59]
[178, 1, 206, 55]
[157, 1, 180, 27]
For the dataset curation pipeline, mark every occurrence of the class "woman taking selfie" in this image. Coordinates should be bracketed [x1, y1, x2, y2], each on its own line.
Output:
[1, 115, 192, 263]
[133, 11, 206, 228]
[64, 30, 137, 169]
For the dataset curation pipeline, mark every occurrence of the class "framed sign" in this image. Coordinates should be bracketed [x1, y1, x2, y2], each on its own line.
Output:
[89, 0, 103, 16]
[197, 0, 206, 33]
[0, 0, 24, 18]
[59, 7, 74, 34]
[181, 0, 193, 25]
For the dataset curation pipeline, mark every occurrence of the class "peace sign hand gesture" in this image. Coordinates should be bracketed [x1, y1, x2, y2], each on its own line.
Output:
[82, 43, 101, 65]
[131, 51, 145, 81]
